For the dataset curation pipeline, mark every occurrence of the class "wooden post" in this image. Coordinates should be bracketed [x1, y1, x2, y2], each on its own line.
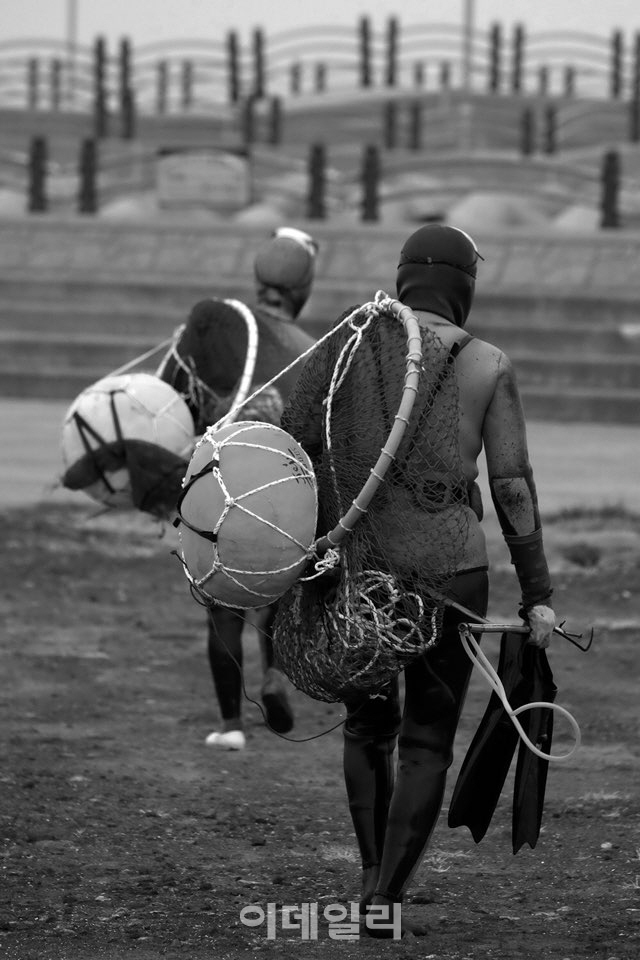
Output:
[630, 32, 640, 142]
[50, 59, 62, 111]
[28, 136, 47, 212]
[268, 96, 282, 145]
[440, 61, 451, 90]
[563, 65, 575, 97]
[538, 65, 549, 98]
[511, 23, 525, 93]
[315, 63, 326, 93]
[630, 96, 640, 143]
[119, 37, 131, 117]
[610, 29, 623, 100]
[383, 100, 397, 149]
[359, 16, 372, 88]
[156, 60, 168, 114]
[488, 22, 502, 93]
[27, 58, 39, 111]
[181, 60, 193, 110]
[121, 87, 135, 139]
[290, 62, 301, 95]
[414, 61, 425, 88]
[520, 106, 535, 155]
[227, 31, 240, 103]
[307, 143, 326, 219]
[600, 149, 620, 227]
[253, 27, 265, 98]
[93, 36, 108, 138]
[544, 104, 557, 154]
[386, 17, 398, 87]
[361, 144, 380, 222]
[118, 37, 135, 136]
[78, 138, 98, 214]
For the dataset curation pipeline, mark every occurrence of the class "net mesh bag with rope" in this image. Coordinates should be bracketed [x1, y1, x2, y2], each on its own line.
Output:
[156, 298, 296, 432]
[272, 293, 471, 703]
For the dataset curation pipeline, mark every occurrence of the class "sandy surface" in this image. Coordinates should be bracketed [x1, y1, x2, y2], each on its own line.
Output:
[1, 499, 639, 959]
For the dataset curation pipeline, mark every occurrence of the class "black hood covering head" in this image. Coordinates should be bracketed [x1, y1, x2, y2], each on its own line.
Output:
[396, 223, 483, 328]
[254, 227, 318, 319]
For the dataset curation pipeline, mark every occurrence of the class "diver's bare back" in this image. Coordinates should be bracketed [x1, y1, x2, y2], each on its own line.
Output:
[415, 311, 528, 487]
[416, 310, 535, 571]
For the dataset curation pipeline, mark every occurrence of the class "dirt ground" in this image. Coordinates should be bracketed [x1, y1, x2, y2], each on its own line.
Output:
[1, 501, 639, 960]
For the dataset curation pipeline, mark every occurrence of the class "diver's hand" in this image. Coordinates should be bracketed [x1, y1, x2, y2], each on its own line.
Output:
[524, 604, 556, 648]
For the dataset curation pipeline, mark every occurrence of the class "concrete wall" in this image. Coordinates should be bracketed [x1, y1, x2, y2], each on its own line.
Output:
[1, 216, 639, 419]
[2, 216, 640, 311]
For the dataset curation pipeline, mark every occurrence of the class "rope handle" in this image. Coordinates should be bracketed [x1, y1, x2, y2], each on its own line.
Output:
[154, 299, 260, 425]
[314, 294, 424, 553]
[204, 295, 372, 429]
[109, 337, 174, 378]
[213, 299, 260, 428]
[107, 292, 399, 427]
[458, 623, 581, 762]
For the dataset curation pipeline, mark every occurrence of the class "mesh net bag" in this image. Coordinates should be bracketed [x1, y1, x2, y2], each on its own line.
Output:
[157, 297, 316, 433]
[272, 293, 471, 702]
[156, 299, 258, 434]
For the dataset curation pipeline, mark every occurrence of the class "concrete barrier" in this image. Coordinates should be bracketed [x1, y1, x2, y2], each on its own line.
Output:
[1, 217, 640, 420]
[2, 217, 640, 296]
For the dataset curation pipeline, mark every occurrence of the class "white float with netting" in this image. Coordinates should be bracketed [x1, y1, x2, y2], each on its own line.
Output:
[176, 420, 318, 608]
[60, 372, 195, 509]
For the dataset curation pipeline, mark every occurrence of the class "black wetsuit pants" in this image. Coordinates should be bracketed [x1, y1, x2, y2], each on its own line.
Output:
[206, 605, 277, 726]
[343, 569, 489, 901]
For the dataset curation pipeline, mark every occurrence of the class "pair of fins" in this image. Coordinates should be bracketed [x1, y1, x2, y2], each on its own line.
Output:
[63, 427, 187, 519]
[448, 631, 558, 854]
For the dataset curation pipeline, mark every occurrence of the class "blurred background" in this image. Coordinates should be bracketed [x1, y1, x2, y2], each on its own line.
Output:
[1, 1, 640, 432]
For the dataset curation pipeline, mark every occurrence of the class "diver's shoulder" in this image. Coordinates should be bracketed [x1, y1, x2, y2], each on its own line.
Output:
[464, 333, 510, 363]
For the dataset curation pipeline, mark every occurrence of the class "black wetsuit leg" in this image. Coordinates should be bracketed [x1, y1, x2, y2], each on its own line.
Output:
[343, 681, 402, 874]
[207, 606, 246, 730]
[256, 604, 278, 670]
[256, 603, 295, 734]
[373, 570, 489, 902]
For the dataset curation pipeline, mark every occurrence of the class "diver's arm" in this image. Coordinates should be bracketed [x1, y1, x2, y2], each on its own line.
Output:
[482, 352, 554, 647]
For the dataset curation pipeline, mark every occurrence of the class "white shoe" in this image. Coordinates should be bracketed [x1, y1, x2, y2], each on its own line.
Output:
[204, 730, 246, 750]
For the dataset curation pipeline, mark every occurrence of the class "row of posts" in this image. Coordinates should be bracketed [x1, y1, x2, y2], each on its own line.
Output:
[247, 97, 640, 153]
[20, 23, 640, 117]
[309, 144, 622, 226]
[26, 135, 623, 227]
[231, 22, 637, 100]
[58, 85, 640, 151]
[24, 52, 640, 117]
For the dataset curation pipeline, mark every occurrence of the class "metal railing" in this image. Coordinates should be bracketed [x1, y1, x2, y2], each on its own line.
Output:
[1, 20, 639, 113]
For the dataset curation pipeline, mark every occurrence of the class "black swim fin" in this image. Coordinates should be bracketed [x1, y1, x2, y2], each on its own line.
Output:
[511, 647, 557, 853]
[448, 631, 555, 851]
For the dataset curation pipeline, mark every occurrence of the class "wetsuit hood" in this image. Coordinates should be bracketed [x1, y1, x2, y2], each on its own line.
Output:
[396, 223, 482, 328]
[254, 227, 318, 319]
